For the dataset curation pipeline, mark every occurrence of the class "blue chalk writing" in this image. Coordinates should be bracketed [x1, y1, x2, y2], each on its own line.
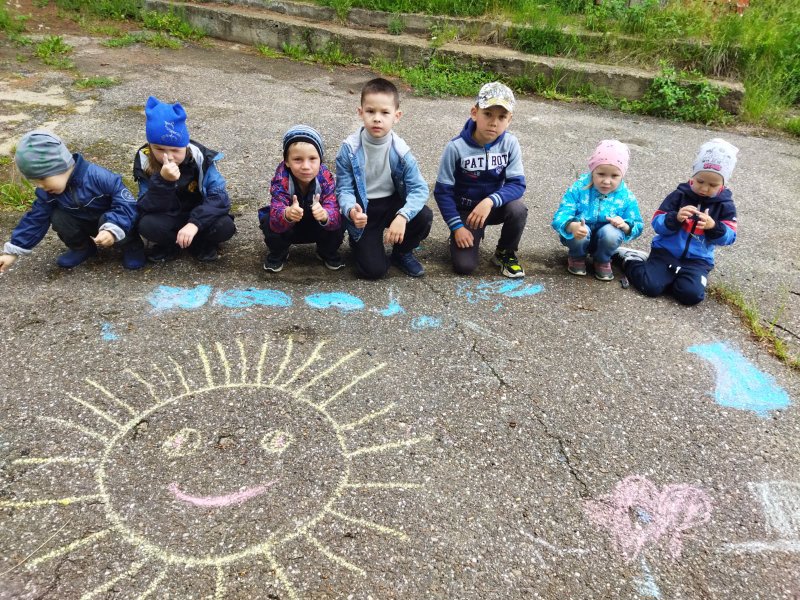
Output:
[457, 279, 544, 303]
[148, 285, 212, 311]
[411, 316, 442, 330]
[379, 298, 405, 317]
[634, 558, 662, 599]
[215, 288, 292, 308]
[504, 284, 544, 298]
[101, 323, 119, 341]
[688, 342, 791, 418]
[305, 292, 365, 312]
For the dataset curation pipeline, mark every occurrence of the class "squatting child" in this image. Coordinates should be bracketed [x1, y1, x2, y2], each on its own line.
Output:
[134, 96, 236, 263]
[616, 138, 739, 305]
[259, 125, 344, 272]
[551, 139, 643, 281]
[0, 130, 143, 272]
[433, 81, 527, 278]
[335, 77, 433, 279]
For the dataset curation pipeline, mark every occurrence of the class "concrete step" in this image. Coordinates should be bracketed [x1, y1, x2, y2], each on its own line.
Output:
[144, 0, 743, 113]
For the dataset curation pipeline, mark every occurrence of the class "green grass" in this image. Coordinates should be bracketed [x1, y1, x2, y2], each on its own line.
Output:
[257, 44, 282, 58]
[51, 0, 143, 20]
[141, 10, 205, 40]
[0, 178, 36, 211]
[74, 76, 119, 89]
[102, 31, 181, 49]
[0, 5, 28, 36]
[710, 285, 800, 371]
[35, 35, 74, 69]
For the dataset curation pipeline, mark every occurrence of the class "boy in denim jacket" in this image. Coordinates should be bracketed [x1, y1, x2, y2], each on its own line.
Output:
[335, 78, 432, 279]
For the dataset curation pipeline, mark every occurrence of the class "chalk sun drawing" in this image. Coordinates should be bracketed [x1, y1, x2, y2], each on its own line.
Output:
[1, 338, 429, 598]
[687, 342, 791, 417]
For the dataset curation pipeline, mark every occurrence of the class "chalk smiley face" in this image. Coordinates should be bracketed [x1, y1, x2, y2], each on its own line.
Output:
[99, 385, 347, 564]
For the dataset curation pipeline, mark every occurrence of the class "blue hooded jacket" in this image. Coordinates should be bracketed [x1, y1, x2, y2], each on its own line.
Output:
[4, 154, 137, 255]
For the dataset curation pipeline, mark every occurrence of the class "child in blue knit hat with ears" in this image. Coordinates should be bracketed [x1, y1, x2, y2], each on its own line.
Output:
[133, 96, 236, 262]
[259, 124, 344, 272]
[0, 130, 143, 272]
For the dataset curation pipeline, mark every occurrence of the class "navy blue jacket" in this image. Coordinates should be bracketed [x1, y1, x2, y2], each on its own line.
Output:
[5, 154, 137, 255]
[650, 182, 737, 267]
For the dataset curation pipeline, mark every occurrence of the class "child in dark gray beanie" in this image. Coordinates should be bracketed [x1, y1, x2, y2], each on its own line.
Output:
[0, 130, 144, 271]
[258, 124, 344, 272]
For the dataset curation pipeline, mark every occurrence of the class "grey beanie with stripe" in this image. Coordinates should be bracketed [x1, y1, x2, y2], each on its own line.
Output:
[14, 130, 75, 179]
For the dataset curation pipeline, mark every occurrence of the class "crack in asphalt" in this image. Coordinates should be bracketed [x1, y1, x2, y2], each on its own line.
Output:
[529, 409, 591, 499]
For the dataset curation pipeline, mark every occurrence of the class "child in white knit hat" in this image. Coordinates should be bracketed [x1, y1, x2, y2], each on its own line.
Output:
[615, 138, 739, 305]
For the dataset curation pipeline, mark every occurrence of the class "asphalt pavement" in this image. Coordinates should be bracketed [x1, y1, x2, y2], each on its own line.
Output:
[0, 35, 798, 599]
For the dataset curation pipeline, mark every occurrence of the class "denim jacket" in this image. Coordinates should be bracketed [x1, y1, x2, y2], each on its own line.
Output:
[335, 128, 429, 242]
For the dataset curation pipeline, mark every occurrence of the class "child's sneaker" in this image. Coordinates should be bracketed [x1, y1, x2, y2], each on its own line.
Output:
[148, 244, 179, 263]
[56, 245, 97, 268]
[567, 256, 586, 276]
[594, 261, 614, 281]
[192, 244, 220, 263]
[263, 252, 288, 273]
[614, 247, 648, 266]
[121, 244, 146, 270]
[492, 249, 525, 278]
[317, 252, 345, 271]
[391, 251, 425, 277]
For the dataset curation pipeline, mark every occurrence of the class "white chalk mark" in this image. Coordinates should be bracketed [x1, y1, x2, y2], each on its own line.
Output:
[294, 348, 361, 394]
[346, 435, 431, 458]
[198, 344, 215, 389]
[340, 402, 396, 431]
[265, 550, 298, 600]
[136, 568, 167, 599]
[80, 560, 145, 600]
[12, 456, 96, 466]
[0, 495, 104, 509]
[750, 481, 800, 538]
[723, 540, 800, 553]
[316, 363, 386, 410]
[327, 509, 408, 540]
[85, 378, 136, 415]
[236, 339, 248, 384]
[214, 565, 226, 599]
[280, 341, 327, 388]
[344, 482, 423, 490]
[269, 336, 293, 385]
[67, 394, 121, 428]
[38, 416, 110, 444]
[167, 357, 191, 394]
[304, 533, 366, 576]
[460, 319, 516, 347]
[124, 368, 157, 400]
[28, 529, 111, 568]
[256, 338, 270, 385]
[215, 342, 231, 386]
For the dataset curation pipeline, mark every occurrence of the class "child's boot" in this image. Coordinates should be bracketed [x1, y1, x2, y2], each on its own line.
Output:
[56, 244, 97, 268]
[391, 250, 425, 277]
[567, 256, 587, 276]
[122, 242, 146, 270]
[148, 244, 179, 262]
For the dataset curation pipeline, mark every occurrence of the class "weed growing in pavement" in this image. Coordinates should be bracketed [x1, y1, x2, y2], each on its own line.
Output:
[257, 45, 282, 58]
[313, 41, 355, 66]
[429, 23, 458, 48]
[0, 177, 35, 212]
[102, 32, 148, 47]
[52, 0, 142, 20]
[0, 5, 27, 36]
[281, 43, 311, 61]
[102, 31, 180, 49]
[74, 76, 119, 89]
[634, 64, 730, 124]
[143, 32, 182, 49]
[388, 14, 405, 35]
[709, 285, 800, 371]
[141, 10, 205, 40]
[35, 35, 74, 69]
[327, 0, 352, 22]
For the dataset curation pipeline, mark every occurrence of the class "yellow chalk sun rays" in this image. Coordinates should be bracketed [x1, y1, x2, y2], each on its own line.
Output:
[1, 337, 429, 600]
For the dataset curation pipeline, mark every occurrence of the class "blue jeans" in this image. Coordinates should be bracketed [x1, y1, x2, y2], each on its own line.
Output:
[560, 223, 623, 264]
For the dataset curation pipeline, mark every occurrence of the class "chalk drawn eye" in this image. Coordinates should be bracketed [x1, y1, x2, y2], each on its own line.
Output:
[163, 428, 201, 457]
[260, 430, 293, 455]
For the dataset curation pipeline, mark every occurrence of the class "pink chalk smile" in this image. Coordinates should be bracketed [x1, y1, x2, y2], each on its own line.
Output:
[168, 479, 279, 508]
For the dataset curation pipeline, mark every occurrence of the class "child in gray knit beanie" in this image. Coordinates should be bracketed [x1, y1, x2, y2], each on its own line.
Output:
[0, 130, 144, 272]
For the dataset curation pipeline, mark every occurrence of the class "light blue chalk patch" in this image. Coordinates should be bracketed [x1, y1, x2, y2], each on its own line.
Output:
[147, 285, 212, 311]
[305, 292, 365, 312]
[493, 303, 503, 312]
[379, 298, 405, 317]
[505, 284, 544, 298]
[214, 288, 292, 309]
[101, 323, 119, 341]
[634, 558, 662, 599]
[635, 507, 653, 524]
[477, 280, 525, 295]
[411, 315, 442, 330]
[688, 342, 791, 418]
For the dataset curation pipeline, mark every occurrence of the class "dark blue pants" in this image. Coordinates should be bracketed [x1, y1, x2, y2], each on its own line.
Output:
[50, 207, 142, 250]
[260, 211, 344, 261]
[624, 248, 712, 306]
[138, 212, 236, 253]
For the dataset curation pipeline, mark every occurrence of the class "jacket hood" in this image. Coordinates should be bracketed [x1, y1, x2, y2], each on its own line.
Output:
[459, 119, 506, 149]
[677, 181, 733, 204]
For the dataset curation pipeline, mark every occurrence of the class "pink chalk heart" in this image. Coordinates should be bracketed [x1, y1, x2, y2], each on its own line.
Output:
[584, 475, 712, 561]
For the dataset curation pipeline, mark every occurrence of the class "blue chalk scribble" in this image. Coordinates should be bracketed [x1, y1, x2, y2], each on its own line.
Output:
[305, 292, 365, 312]
[148, 285, 212, 311]
[634, 558, 662, 599]
[379, 298, 405, 317]
[411, 316, 442, 330]
[493, 302, 503, 312]
[457, 279, 544, 303]
[101, 322, 119, 341]
[215, 288, 292, 309]
[688, 342, 791, 418]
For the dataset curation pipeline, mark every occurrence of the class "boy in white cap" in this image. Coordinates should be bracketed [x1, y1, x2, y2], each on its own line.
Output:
[434, 81, 528, 278]
[0, 130, 143, 272]
[616, 138, 739, 305]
